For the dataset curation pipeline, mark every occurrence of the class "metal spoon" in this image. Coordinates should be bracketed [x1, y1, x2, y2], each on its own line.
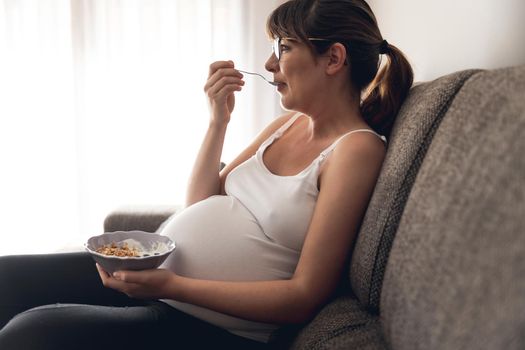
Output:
[237, 70, 279, 86]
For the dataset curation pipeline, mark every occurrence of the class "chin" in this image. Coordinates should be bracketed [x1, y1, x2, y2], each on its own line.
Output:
[279, 99, 292, 111]
[279, 94, 295, 111]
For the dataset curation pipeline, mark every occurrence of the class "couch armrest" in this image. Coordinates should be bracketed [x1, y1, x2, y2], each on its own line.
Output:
[103, 205, 181, 233]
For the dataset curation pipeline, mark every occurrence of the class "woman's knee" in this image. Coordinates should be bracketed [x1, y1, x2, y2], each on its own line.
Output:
[0, 304, 66, 349]
[0, 304, 119, 349]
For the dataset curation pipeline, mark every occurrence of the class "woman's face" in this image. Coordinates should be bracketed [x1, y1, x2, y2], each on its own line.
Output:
[265, 38, 326, 112]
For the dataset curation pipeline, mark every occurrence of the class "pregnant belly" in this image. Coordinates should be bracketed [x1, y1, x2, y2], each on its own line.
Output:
[159, 195, 299, 281]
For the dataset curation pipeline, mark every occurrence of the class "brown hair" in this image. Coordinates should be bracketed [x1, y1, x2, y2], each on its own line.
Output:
[267, 0, 414, 137]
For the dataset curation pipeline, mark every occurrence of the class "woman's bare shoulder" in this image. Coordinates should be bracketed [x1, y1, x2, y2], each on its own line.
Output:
[334, 131, 386, 158]
[319, 131, 386, 187]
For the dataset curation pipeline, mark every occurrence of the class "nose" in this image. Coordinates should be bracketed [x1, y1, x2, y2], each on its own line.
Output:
[265, 53, 279, 73]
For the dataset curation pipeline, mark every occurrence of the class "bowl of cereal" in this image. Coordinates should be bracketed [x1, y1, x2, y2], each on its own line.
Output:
[85, 230, 176, 274]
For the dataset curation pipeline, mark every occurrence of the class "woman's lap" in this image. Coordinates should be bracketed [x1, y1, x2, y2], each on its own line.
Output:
[0, 300, 266, 349]
[0, 253, 269, 349]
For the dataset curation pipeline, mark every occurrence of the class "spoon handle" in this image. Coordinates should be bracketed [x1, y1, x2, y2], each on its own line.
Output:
[237, 70, 278, 86]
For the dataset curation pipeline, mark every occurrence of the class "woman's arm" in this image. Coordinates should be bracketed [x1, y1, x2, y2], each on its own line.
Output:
[185, 122, 228, 206]
[185, 61, 243, 206]
[186, 61, 293, 206]
[98, 132, 385, 324]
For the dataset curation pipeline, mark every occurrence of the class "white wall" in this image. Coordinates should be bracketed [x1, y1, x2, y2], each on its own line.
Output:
[0, 1, 286, 255]
[368, 0, 525, 81]
[222, 0, 286, 163]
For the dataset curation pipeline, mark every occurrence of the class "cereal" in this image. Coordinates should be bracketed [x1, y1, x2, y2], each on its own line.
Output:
[96, 242, 140, 257]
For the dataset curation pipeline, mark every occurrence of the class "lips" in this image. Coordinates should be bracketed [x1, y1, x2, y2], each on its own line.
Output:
[276, 83, 286, 93]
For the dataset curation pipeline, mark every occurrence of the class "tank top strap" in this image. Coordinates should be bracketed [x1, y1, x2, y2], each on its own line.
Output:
[258, 112, 304, 152]
[319, 129, 387, 160]
[273, 112, 303, 138]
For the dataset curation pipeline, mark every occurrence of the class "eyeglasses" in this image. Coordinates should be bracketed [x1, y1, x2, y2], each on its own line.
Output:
[272, 37, 334, 61]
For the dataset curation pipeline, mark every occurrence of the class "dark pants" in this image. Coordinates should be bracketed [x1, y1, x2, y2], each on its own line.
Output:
[0, 252, 269, 349]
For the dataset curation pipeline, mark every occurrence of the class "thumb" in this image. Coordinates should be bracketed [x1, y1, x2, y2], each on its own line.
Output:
[113, 270, 141, 282]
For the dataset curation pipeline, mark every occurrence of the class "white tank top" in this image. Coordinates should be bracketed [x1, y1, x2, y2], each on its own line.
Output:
[159, 112, 386, 343]
[226, 112, 386, 251]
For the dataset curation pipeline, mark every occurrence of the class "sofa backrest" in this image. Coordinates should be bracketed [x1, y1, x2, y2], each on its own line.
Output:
[350, 69, 479, 312]
[380, 65, 525, 349]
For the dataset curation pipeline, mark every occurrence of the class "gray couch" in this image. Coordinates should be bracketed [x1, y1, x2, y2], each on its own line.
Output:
[104, 65, 525, 349]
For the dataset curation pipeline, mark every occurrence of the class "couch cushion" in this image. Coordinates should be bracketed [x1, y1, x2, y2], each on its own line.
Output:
[283, 294, 387, 350]
[381, 65, 525, 349]
[350, 69, 479, 312]
[103, 205, 180, 233]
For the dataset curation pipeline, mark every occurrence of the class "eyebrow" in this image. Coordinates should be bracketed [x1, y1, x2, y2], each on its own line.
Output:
[280, 38, 299, 44]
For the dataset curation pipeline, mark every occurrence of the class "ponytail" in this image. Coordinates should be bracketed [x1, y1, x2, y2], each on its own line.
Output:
[360, 44, 414, 137]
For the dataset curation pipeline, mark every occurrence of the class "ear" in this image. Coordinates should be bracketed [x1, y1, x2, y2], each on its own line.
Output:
[325, 43, 347, 75]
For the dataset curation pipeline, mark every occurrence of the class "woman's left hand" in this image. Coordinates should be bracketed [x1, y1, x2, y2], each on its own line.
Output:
[96, 264, 176, 300]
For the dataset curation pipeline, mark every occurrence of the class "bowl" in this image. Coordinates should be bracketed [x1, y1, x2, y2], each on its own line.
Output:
[85, 230, 176, 274]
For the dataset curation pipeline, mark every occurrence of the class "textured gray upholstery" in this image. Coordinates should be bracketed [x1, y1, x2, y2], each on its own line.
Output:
[286, 294, 387, 350]
[381, 66, 525, 349]
[103, 205, 179, 233]
[350, 69, 479, 312]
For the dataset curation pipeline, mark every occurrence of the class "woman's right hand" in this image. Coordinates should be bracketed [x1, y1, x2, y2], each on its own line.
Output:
[204, 60, 244, 127]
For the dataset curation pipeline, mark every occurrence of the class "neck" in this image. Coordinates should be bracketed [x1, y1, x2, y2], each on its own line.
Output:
[302, 84, 366, 141]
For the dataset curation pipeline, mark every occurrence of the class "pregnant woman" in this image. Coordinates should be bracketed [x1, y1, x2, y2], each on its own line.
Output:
[0, 0, 413, 348]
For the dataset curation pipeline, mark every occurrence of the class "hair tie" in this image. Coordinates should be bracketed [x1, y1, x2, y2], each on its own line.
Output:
[379, 39, 390, 54]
